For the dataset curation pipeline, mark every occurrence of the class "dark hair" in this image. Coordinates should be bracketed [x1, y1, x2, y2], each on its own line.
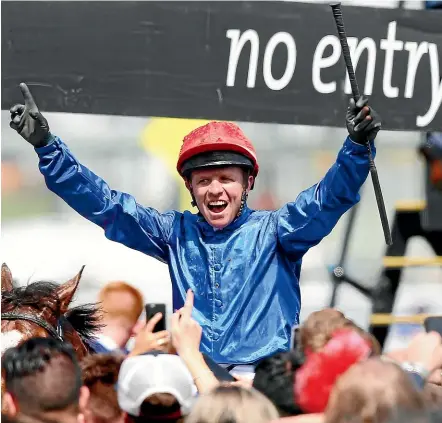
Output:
[126, 399, 182, 423]
[134, 400, 182, 423]
[252, 351, 303, 417]
[2, 337, 82, 413]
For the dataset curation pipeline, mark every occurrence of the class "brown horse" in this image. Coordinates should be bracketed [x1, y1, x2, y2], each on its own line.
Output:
[1, 262, 102, 410]
[1, 263, 102, 355]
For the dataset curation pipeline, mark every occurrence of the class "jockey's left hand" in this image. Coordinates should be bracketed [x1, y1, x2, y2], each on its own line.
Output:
[346, 96, 382, 145]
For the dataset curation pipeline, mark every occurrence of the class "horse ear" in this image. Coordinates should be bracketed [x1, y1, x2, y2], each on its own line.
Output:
[2, 263, 14, 293]
[56, 266, 85, 313]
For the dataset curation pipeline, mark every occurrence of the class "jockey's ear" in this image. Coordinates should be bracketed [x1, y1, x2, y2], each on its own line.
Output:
[56, 266, 85, 314]
[1, 263, 13, 294]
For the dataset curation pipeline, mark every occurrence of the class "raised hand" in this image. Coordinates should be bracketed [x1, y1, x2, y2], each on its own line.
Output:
[129, 312, 171, 356]
[346, 96, 382, 144]
[10, 83, 50, 148]
[171, 290, 203, 357]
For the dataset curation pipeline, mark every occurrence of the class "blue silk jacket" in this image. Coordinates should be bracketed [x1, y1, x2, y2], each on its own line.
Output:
[36, 135, 374, 364]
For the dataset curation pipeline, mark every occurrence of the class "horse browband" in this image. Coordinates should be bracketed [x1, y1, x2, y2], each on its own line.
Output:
[1, 312, 64, 343]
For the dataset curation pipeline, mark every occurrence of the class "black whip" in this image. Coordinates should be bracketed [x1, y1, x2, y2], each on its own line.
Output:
[330, 2, 392, 246]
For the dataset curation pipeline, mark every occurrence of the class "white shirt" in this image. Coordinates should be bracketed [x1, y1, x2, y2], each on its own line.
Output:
[96, 333, 119, 351]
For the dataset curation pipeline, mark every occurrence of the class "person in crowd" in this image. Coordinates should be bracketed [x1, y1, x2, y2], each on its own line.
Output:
[10, 83, 382, 368]
[2, 337, 89, 423]
[384, 331, 442, 390]
[80, 353, 125, 423]
[298, 307, 442, 390]
[126, 289, 220, 394]
[298, 308, 381, 355]
[186, 385, 279, 423]
[125, 310, 172, 357]
[117, 351, 195, 423]
[252, 351, 303, 417]
[91, 281, 145, 354]
[324, 358, 426, 423]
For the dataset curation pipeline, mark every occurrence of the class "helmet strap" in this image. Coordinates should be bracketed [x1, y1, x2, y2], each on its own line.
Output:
[185, 179, 197, 208]
[188, 186, 200, 214]
[191, 195, 197, 208]
[237, 190, 248, 217]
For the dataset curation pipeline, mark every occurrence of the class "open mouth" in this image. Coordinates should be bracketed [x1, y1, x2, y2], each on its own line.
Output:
[207, 201, 228, 214]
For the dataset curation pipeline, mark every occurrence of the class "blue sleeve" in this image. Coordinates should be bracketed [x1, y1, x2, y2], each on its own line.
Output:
[276, 136, 375, 260]
[35, 135, 178, 263]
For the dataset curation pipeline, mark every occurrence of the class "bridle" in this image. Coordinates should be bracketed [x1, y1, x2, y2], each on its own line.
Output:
[1, 312, 65, 343]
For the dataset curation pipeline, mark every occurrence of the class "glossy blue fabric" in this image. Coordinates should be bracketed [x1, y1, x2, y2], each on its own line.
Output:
[36, 135, 375, 364]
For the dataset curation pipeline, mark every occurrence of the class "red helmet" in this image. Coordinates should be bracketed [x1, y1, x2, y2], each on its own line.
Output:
[176, 121, 259, 179]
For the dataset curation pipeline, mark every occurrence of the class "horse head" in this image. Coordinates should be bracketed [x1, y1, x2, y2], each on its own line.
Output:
[1, 263, 102, 413]
[1, 263, 102, 358]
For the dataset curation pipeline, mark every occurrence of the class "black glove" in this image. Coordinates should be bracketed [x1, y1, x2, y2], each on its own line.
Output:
[346, 96, 381, 145]
[10, 83, 50, 148]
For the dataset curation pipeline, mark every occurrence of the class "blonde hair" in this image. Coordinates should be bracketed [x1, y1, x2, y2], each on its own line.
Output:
[299, 308, 381, 355]
[325, 359, 425, 423]
[98, 281, 143, 323]
[186, 385, 279, 423]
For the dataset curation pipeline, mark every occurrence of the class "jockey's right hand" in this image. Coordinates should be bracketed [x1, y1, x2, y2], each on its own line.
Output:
[10, 83, 51, 148]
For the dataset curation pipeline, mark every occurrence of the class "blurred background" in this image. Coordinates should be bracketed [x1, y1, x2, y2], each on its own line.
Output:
[2, 0, 441, 352]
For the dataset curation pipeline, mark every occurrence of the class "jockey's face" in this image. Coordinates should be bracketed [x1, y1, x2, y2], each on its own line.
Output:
[190, 166, 253, 229]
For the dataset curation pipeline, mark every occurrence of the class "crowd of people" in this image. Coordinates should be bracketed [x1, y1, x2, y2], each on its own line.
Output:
[2, 279, 442, 423]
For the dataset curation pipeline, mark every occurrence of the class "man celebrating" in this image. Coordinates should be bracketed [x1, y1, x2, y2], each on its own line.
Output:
[9, 83, 381, 366]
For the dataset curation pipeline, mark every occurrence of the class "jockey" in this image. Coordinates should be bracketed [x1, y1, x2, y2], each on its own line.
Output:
[9, 83, 382, 367]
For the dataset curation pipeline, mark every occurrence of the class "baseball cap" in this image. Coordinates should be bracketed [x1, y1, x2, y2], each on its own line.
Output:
[117, 353, 196, 417]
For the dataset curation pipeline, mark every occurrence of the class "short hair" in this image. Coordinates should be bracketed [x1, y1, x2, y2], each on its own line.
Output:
[2, 337, 82, 413]
[299, 308, 381, 355]
[81, 353, 124, 423]
[253, 351, 303, 416]
[325, 359, 425, 423]
[132, 395, 182, 423]
[98, 281, 144, 323]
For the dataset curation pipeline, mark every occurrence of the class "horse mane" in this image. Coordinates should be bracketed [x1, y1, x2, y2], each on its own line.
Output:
[1, 281, 60, 313]
[2, 279, 103, 351]
[64, 304, 103, 349]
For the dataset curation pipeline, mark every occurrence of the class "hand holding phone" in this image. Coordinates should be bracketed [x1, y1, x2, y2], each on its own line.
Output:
[145, 303, 167, 332]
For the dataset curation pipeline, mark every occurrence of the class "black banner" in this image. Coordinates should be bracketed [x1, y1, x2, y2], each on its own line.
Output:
[2, 1, 441, 131]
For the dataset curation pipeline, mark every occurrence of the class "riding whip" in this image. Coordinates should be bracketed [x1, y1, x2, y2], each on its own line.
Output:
[330, 2, 392, 246]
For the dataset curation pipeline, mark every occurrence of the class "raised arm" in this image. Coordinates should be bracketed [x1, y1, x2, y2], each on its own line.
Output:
[276, 97, 382, 261]
[9, 83, 176, 263]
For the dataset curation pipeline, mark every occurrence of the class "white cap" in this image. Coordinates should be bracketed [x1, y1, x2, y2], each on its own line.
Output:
[117, 353, 196, 416]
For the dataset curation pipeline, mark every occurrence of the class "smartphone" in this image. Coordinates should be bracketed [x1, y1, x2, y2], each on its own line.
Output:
[145, 303, 167, 332]
[290, 324, 300, 350]
[424, 316, 442, 337]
